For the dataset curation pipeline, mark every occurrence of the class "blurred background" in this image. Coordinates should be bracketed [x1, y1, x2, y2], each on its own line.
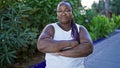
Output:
[0, 0, 120, 68]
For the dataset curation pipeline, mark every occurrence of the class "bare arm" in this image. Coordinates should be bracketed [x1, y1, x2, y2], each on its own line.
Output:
[57, 26, 93, 58]
[37, 24, 78, 53]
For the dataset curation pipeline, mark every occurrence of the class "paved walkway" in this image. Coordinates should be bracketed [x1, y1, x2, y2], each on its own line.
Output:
[85, 32, 120, 68]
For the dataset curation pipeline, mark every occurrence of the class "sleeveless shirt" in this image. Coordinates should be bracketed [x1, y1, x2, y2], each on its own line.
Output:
[45, 23, 85, 68]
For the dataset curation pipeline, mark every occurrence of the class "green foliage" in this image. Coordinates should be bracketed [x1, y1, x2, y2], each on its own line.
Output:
[0, 0, 83, 67]
[110, 0, 120, 15]
[89, 15, 115, 41]
[98, 0, 105, 11]
[92, 0, 105, 13]
[91, 0, 120, 15]
[111, 15, 120, 29]
[0, 45, 17, 67]
[0, 0, 118, 67]
[73, 8, 85, 25]
[86, 9, 97, 20]
[0, 0, 37, 67]
[24, 0, 60, 31]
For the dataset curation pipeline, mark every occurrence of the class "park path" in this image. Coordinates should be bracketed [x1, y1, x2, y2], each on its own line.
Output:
[85, 32, 120, 68]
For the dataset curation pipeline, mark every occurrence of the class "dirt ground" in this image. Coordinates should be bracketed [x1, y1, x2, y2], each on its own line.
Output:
[9, 52, 45, 68]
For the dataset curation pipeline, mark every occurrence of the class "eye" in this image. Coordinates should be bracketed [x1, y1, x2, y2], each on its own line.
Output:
[65, 10, 71, 12]
[57, 11, 62, 13]
[56, 10, 72, 14]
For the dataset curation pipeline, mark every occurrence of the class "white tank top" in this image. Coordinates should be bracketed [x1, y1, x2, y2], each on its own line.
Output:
[45, 23, 85, 68]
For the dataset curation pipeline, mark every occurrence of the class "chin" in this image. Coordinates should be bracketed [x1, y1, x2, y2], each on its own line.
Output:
[61, 19, 69, 22]
[61, 20, 69, 23]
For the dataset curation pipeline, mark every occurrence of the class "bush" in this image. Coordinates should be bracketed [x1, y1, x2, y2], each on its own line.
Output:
[1, 0, 118, 67]
[112, 15, 120, 29]
[0, 0, 37, 67]
[0, 0, 83, 67]
[89, 15, 115, 41]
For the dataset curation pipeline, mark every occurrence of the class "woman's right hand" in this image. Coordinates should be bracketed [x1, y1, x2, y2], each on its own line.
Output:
[69, 40, 79, 48]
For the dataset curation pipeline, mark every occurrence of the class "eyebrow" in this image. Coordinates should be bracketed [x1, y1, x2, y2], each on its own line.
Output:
[57, 2, 72, 10]
[58, 5, 72, 11]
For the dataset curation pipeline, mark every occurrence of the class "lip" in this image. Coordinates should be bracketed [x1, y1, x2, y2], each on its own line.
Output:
[60, 16, 68, 19]
[60, 18, 68, 21]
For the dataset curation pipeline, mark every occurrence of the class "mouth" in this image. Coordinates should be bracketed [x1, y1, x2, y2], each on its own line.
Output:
[61, 17, 68, 20]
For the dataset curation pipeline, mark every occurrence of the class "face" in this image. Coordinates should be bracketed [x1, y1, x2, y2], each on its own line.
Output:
[56, 2, 72, 24]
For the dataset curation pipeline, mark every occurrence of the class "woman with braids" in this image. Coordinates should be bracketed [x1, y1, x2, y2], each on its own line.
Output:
[37, 1, 93, 68]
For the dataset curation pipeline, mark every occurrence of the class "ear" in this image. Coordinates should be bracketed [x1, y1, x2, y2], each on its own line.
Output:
[56, 14, 59, 19]
[72, 14, 74, 18]
[54, 9, 57, 12]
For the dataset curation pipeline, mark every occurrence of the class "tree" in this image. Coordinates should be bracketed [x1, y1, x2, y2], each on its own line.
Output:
[98, 0, 105, 13]
[92, 1, 99, 13]
[105, 0, 110, 17]
[110, 0, 120, 15]
[92, 0, 105, 14]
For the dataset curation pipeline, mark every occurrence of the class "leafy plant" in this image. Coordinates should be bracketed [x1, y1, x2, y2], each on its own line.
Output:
[112, 15, 120, 29]
[89, 15, 115, 41]
[1, 0, 117, 67]
[0, 45, 17, 67]
[0, 0, 37, 67]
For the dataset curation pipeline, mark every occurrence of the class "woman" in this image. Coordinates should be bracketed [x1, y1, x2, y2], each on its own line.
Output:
[37, 1, 93, 68]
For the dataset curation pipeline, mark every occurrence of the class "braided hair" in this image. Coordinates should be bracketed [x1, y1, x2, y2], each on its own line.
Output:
[61, 1, 80, 43]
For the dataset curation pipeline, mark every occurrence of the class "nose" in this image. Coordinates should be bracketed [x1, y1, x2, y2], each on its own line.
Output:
[61, 12, 66, 16]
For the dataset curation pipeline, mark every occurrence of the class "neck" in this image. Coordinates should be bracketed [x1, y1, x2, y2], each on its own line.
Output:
[58, 22, 71, 31]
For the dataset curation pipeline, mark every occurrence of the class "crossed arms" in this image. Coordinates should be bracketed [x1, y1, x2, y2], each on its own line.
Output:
[37, 24, 93, 58]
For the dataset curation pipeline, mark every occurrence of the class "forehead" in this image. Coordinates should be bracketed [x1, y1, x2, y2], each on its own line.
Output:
[57, 2, 72, 10]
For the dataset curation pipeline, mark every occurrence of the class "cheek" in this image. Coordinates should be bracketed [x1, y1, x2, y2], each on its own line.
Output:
[57, 15, 60, 19]
[57, 13, 59, 17]
[68, 14, 72, 18]
[67, 12, 72, 17]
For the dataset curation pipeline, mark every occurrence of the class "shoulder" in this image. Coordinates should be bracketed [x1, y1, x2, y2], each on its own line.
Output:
[75, 24, 87, 32]
[79, 25, 88, 33]
[45, 22, 58, 29]
[75, 23, 80, 27]
[78, 25, 90, 37]
[75, 23, 85, 28]
[41, 23, 57, 36]
[44, 23, 57, 30]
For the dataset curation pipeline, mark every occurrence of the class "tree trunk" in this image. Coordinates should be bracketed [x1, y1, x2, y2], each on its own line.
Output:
[105, 0, 109, 17]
